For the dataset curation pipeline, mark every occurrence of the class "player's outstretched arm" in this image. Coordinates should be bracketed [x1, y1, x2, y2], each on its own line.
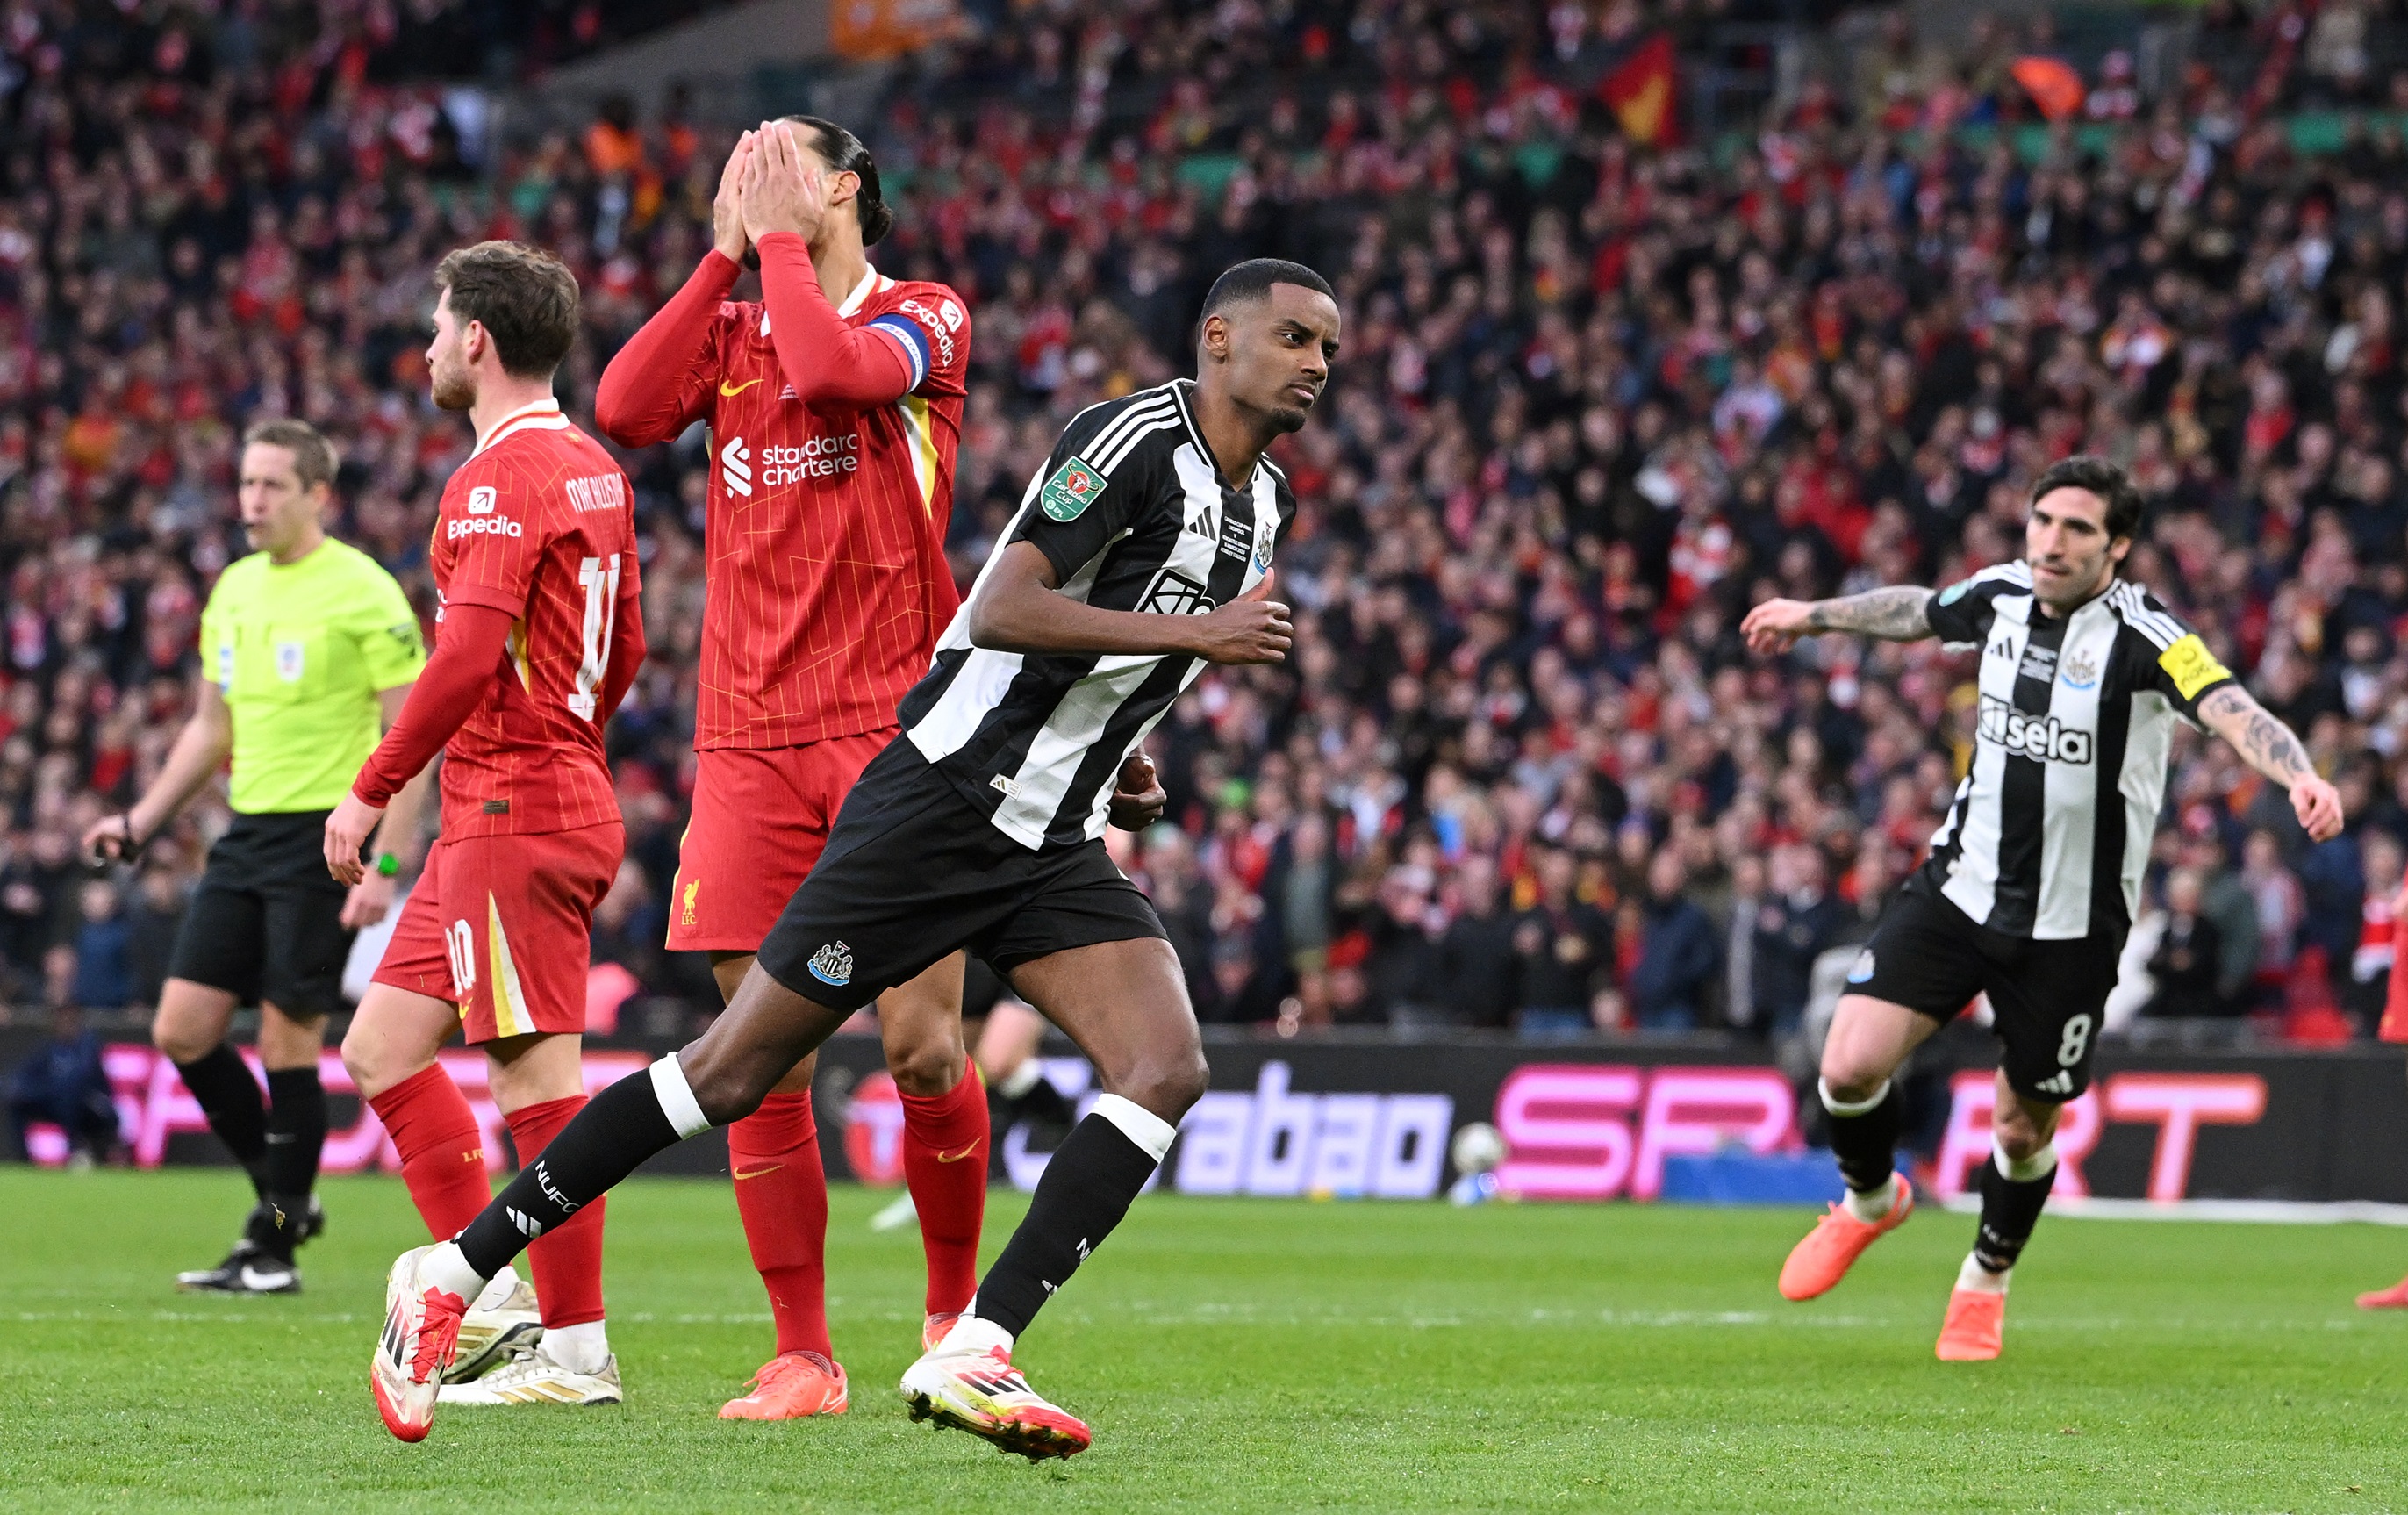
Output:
[967, 542, 1290, 664]
[1741, 587, 1937, 654]
[82, 676, 231, 862]
[2196, 684, 2345, 841]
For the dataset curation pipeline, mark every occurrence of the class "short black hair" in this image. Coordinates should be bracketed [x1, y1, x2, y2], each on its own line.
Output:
[1200, 258, 1333, 322]
[782, 114, 893, 245]
[2031, 454, 2144, 542]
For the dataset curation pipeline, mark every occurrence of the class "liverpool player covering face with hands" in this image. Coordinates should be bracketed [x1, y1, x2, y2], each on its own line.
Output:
[592, 117, 992, 1420]
[1740, 456, 2341, 1361]
[369, 257, 1335, 1456]
[340, 241, 647, 1432]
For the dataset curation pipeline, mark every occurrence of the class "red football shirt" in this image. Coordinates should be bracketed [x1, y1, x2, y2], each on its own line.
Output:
[602, 253, 967, 750]
[429, 399, 643, 837]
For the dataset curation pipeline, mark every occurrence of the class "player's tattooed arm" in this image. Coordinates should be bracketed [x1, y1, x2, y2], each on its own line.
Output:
[2196, 684, 2346, 841]
[1742, 586, 1933, 654]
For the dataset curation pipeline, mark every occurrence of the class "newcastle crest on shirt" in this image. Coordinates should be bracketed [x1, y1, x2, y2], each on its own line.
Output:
[1041, 456, 1107, 521]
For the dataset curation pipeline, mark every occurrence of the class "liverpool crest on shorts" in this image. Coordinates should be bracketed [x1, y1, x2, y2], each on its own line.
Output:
[807, 941, 854, 987]
[1040, 456, 1106, 521]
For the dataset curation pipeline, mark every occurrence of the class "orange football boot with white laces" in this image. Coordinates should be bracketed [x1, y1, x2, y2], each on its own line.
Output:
[1778, 1179, 1914, 1301]
[1935, 1287, 2007, 1360]
[720, 1350, 849, 1419]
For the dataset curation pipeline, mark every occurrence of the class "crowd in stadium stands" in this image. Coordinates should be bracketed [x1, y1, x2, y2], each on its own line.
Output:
[11, 0, 2408, 1045]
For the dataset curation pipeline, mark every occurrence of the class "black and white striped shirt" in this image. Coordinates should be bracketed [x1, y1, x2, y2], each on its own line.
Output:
[1919, 563, 2236, 939]
[898, 379, 1292, 849]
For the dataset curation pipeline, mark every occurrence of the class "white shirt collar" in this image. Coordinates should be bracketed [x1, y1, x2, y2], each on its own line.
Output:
[472, 398, 567, 457]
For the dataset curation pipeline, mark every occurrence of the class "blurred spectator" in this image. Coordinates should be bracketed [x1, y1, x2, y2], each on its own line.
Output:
[2241, 829, 2306, 999]
[70, 880, 133, 1010]
[2148, 867, 2234, 1020]
[1628, 851, 1722, 1033]
[1750, 844, 1846, 1038]
[125, 866, 186, 1008]
[1437, 853, 1517, 1030]
[7, 1005, 118, 1165]
[1509, 844, 1615, 1036]
[2348, 830, 2406, 1021]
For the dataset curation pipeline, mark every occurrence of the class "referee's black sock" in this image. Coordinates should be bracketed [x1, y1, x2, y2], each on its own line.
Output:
[1972, 1142, 2058, 1275]
[964, 1095, 1175, 1339]
[174, 1043, 269, 1198]
[260, 1066, 327, 1246]
[455, 1056, 704, 1281]
[1820, 1077, 1902, 1196]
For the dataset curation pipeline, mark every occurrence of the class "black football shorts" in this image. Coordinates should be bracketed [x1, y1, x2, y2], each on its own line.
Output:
[1844, 878, 2122, 1102]
[755, 742, 1167, 1012]
[166, 809, 355, 1018]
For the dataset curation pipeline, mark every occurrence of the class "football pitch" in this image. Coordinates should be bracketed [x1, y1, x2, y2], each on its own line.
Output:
[4, 1171, 2405, 1512]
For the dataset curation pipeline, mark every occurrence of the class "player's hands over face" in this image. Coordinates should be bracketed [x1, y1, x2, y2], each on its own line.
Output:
[1739, 598, 1817, 655]
[713, 129, 756, 262]
[741, 120, 827, 245]
[1108, 751, 1167, 832]
[2291, 773, 2345, 843]
[1188, 571, 1292, 665]
[340, 871, 396, 930]
[323, 793, 383, 887]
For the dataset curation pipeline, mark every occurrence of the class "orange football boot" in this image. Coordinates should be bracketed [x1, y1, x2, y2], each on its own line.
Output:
[1778, 1179, 1913, 1301]
[1935, 1287, 2006, 1361]
[720, 1350, 849, 1419]
[2356, 1275, 2408, 1309]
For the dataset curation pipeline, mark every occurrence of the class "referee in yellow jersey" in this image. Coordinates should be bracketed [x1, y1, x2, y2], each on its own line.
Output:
[82, 419, 432, 1294]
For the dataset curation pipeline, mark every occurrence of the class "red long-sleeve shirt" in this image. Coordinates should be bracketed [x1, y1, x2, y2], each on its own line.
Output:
[592, 240, 969, 750]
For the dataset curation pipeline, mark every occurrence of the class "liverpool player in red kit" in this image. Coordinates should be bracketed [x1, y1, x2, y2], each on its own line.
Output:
[591, 117, 987, 1419]
[332, 241, 647, 1423]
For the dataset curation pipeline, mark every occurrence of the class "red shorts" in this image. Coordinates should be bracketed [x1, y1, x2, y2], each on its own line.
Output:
[668, 731, 892, 953]
[374, 822, 623, 1045]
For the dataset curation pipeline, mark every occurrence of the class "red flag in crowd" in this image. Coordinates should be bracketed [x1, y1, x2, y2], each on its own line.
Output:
[2010, 56, 2086, 122]
[1601, 32, 1678, 146]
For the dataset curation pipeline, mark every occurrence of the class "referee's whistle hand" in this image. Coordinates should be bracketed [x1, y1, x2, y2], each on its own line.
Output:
[323, 793, 383, 887]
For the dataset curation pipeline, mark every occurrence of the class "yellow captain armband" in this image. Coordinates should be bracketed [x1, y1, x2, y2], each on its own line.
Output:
[2158, 634, 2232, 700]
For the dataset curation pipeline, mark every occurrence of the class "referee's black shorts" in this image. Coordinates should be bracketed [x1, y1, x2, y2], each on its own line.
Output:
[1845, 877, 2123, 1103]
[166, 809, 355, 1019]
[756, 743, 1167, 1014]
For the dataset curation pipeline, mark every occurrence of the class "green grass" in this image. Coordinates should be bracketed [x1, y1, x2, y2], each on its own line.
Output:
[2, 1170, 2405, 1512]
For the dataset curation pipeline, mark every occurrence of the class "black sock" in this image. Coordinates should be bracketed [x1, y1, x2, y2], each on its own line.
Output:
[972, 1111, 1162, 1338]
[1824, 1081, 1902, 1195]
[456, 1066, 686, 1278]
[262, 1066, 326, 1203]
[175, 1044, 269, 1195]
[1974, 1153, 2056, 1273]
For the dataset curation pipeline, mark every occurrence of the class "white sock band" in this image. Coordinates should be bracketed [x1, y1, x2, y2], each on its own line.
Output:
[996, 1060, 1043, 1099]
[650, 1054, 711, 1138]
[1092, 1093, 1177, 1162]
[1957, 1252, 2010, 1294]
[545, 1319, 610, 1374]
[1994, 1141, 2058, 1184]
[1819, 1077, 1891, 1117]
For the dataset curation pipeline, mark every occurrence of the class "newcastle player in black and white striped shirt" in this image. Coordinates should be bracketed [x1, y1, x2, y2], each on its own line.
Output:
[365, 260, 1338, 1455]
[1740, 456, 2342, 1361]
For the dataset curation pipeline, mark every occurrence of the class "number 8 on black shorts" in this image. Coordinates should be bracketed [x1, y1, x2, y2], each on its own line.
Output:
[1845, 878, 2122, 1102]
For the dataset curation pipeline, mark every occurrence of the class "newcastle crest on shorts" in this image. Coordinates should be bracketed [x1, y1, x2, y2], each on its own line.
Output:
[807, 941, 854, 987]
[1040, 456, 1107, 521]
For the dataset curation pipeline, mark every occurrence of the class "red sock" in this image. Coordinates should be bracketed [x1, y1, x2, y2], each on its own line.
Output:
[728, 1090, 830, 1358]
[369, 1065, 492, 1241]
[899, 1065, 988, 1317]
[505, 1095, 606, 1329]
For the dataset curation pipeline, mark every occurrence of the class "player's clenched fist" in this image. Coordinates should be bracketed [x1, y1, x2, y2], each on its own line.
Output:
[1186, 571, 1291, 664]
[1108, 751, 1167, 832]
[1740, 597, 1817, 655]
